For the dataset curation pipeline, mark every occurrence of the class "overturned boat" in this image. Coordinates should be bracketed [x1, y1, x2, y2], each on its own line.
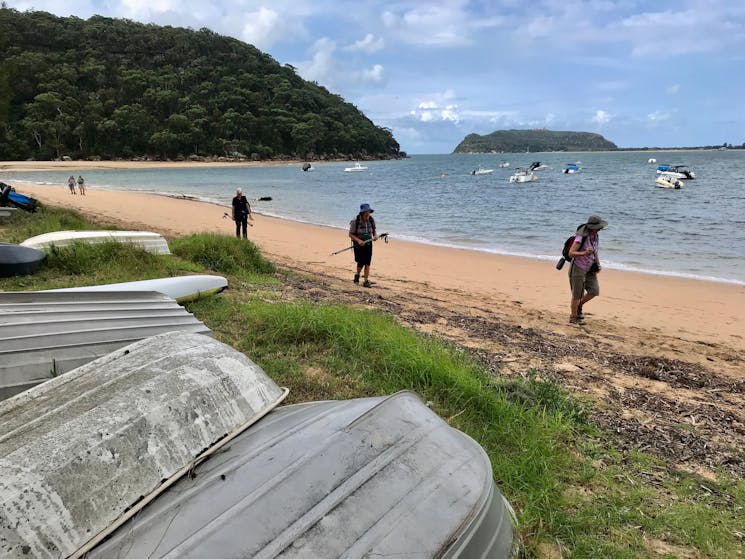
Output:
[21, 230, 171, 255]
[1, 334, 515, 558]
[0, 243, 47, 278]
[0, 290, 211, 401]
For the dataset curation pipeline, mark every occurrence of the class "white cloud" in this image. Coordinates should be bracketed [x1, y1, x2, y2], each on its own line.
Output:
[346, 33, 384, 54]
[361, 64, 385, 83]
[647, 110, 671, 122]
[592, 110, 611, 125]
[296, 38, 338, 85]
[666, 84, 681, 95]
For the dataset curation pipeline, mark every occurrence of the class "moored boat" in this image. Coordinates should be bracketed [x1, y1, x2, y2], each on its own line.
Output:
[509, 168, 538, 183]
[470, 166, 494, 175]
[344, 162, 368, 172]
[563, 163, 582, 174]
[21, 230, 171, 254]
[656, 164, 695, 180]
[656, 176, 684, 189]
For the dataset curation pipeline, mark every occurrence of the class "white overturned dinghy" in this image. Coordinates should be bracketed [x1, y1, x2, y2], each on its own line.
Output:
[87, 391, 516, 558]
[21, 229, 171, 254]
[0, 332, 289, 559]
[47, 274, 228, 303]
[0, 291, 211, 401]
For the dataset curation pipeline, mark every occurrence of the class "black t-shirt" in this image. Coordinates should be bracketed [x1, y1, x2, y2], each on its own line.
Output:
[232, 195, 250, 219]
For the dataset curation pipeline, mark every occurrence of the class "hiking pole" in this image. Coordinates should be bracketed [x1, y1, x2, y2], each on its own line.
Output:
[331, 232, 388, 256]
[223, 212, 253, 226]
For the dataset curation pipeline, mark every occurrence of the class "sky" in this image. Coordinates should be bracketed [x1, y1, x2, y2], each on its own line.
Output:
[6, 1, 745, 154]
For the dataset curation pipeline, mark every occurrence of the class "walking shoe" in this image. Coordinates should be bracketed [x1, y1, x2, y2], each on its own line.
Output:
[577, 304, 584, 318]
[363, 279, 372, 288]
[569, 315, 584, 324]
[353, 273, 360, 284]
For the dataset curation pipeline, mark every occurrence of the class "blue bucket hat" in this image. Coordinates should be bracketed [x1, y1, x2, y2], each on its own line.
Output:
[359, 203, 374, 214]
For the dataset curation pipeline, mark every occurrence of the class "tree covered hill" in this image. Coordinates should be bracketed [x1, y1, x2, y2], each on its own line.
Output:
[453, 129, 617, 153]
[0, 8, 401, 161]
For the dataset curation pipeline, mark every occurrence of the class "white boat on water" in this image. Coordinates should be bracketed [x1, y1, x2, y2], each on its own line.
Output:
[344, 162, 368, 172]
[21, 230, 171, 254]
[499, 161, 510, 168]
[47, 274, 228, 303]
[563, 163, 582, 174]
[656, 164, 695, 180]
[656, 176, 684, 189]
[509, 168, 538, 183]
[470, 167, 494, 175]
[528, 161, 548, 172]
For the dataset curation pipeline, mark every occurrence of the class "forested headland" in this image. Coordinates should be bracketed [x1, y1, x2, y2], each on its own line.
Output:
[0, 8, 402, 162]
[453, 129, 617, 153]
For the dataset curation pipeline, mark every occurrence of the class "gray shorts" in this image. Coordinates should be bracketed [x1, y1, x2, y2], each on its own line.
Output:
[569, 262, 599, 299]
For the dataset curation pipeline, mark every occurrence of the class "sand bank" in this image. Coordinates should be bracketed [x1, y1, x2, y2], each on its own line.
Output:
[6, 181, 745, 352]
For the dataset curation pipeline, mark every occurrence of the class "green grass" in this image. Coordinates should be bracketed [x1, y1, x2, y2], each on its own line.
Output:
[3, 206, 744, 558]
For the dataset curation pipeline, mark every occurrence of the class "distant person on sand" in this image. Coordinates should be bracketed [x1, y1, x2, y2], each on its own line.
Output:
[68, 175, 76, 195]
[231, 187, 252, 238]
[568, 215, 607, 324]
[349, 203, 378, 287]
[77, 175, 86, 196]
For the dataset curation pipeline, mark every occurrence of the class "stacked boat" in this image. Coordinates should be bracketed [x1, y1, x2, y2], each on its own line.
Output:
[22, 230, 171, 255]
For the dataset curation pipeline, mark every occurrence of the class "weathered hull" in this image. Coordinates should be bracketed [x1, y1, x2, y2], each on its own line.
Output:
[0, 243, 47, 277]
[88, 391, 515, 558]
[0, 291, 211, 400]
[0, 332, 288, 559]
[21, 230, 170, 254]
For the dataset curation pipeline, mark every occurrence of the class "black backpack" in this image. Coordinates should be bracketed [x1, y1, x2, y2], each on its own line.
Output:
[562, 233, 588, 262]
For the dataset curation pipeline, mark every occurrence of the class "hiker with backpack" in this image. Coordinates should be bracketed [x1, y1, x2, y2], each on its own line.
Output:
[567, 215, 607, 324]
[349, 203, 378, 287]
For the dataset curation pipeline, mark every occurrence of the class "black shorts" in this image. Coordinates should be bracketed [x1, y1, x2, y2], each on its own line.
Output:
[353, 243, 372, 266]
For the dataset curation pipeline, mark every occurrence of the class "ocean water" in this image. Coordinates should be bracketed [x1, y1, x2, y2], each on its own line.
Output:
[4, 151, 745, 285]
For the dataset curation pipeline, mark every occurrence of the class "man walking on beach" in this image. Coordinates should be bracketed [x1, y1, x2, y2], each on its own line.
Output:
[568, 215, 607, 323]
[349, 203, 378, 287]
[231, 188, 252, 238]
[77, 175, 86, 196]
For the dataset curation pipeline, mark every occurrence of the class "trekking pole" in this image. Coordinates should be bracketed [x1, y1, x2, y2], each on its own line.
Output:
[331, 232, 388, 256]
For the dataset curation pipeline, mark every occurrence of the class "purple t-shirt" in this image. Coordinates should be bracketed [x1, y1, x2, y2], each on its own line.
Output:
[572, 234, 598, 271]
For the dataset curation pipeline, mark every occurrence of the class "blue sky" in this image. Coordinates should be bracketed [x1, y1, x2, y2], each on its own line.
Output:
[7, 1, 745, 153]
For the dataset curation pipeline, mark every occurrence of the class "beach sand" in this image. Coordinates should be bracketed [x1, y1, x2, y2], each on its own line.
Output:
[4, 172, 744, 477]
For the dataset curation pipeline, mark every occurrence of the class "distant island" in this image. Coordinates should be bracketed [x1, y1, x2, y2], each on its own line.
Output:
[453, 129, 617, 154]
[453, 129, 744, 153]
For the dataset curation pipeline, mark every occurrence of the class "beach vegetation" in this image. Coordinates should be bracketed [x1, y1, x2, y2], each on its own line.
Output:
[1, 207, 743, 558]
[0, 7, 401, 162]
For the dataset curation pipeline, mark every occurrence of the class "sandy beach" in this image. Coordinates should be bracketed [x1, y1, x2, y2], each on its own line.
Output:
[4, 167, 744, 478]
[7, 178, 744, 352]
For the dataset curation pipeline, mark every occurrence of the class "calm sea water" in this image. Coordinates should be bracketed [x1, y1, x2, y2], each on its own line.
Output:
[5, 151, 745, 285]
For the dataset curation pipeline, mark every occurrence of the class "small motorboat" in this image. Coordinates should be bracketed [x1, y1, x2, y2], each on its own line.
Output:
[301, 162, 314, 171]
[499, 161, 510, 168]
[344, 162, 368, 172]
[509, 168, 538, 183]
[656, 176, 684, 189]
[470, 166, 494, 175]
[528, 161, 548, 172]
[656, 164, 695, 179]
[563, 163, 582, 174]
[648, 158, 657, 164]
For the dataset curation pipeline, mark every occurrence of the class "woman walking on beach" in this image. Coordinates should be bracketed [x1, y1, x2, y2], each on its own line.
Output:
[568, 215, 607, 324]
[231, 188, 252, 238]
[67, 176, 76, 195]
[349, 203, 378, 287]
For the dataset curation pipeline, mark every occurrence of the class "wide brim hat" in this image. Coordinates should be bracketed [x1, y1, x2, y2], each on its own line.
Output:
[359, 203, 374, 214]
[577, 215, 607, 235]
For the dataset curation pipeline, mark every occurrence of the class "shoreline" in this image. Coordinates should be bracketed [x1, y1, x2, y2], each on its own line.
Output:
[5, 181, 745, 353]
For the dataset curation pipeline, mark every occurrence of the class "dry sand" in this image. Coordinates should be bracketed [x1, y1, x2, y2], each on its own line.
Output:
[4, 169, 744, 478]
